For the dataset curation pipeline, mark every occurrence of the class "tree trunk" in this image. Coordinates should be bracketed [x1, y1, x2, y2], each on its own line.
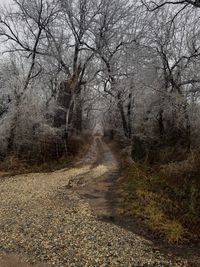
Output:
[7, 117, 17, 155]
[158, 108, 164, 138]
[127, 93, 132, 139]
[74, 92, 83, 134]
[7, 27, 42, 155]
[184, 103, 191, 150]
[7, 100, 20, 155]
[118, 100, 128, 138]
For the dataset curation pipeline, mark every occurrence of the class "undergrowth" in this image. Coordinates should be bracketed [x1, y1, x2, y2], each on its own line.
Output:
[0, 155, 74, 176]
[120, 146, 200, 243]
[0, 133, 92, 177]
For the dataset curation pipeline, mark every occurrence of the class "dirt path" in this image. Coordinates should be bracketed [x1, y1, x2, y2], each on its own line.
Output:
[0, 137, 189, 267]
[75, 137, 119, 218]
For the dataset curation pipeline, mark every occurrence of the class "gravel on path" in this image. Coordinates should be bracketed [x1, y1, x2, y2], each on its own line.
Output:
[0, 137, 190, 267]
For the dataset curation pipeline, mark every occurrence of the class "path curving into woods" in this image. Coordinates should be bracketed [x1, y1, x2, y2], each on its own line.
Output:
[0, 137, 190, 267]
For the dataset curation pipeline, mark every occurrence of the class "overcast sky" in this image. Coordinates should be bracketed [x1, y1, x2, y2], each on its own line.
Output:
[0, 0, 13, 6]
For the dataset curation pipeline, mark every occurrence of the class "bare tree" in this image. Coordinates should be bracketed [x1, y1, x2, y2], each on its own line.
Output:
[86, 0, 145, 138]
[0, 0, 59, 153]
[142, 0, 200, 11]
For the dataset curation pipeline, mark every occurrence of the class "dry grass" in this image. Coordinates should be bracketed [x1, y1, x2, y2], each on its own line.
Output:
[163, 221, 185, 243]
[0, 133, 93, 177]
[120, 151, 200, 243]
[0, 155, 74, 177]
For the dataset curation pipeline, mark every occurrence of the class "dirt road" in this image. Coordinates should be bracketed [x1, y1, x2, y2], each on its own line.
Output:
[0, 137, 189, 267]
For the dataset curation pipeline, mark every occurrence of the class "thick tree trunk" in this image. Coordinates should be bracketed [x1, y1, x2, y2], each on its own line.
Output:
[158, 108, 164, 138]
[74, 92, 83, 134]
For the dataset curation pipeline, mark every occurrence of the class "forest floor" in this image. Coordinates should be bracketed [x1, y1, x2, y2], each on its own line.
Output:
[0, 136, 197, 267]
